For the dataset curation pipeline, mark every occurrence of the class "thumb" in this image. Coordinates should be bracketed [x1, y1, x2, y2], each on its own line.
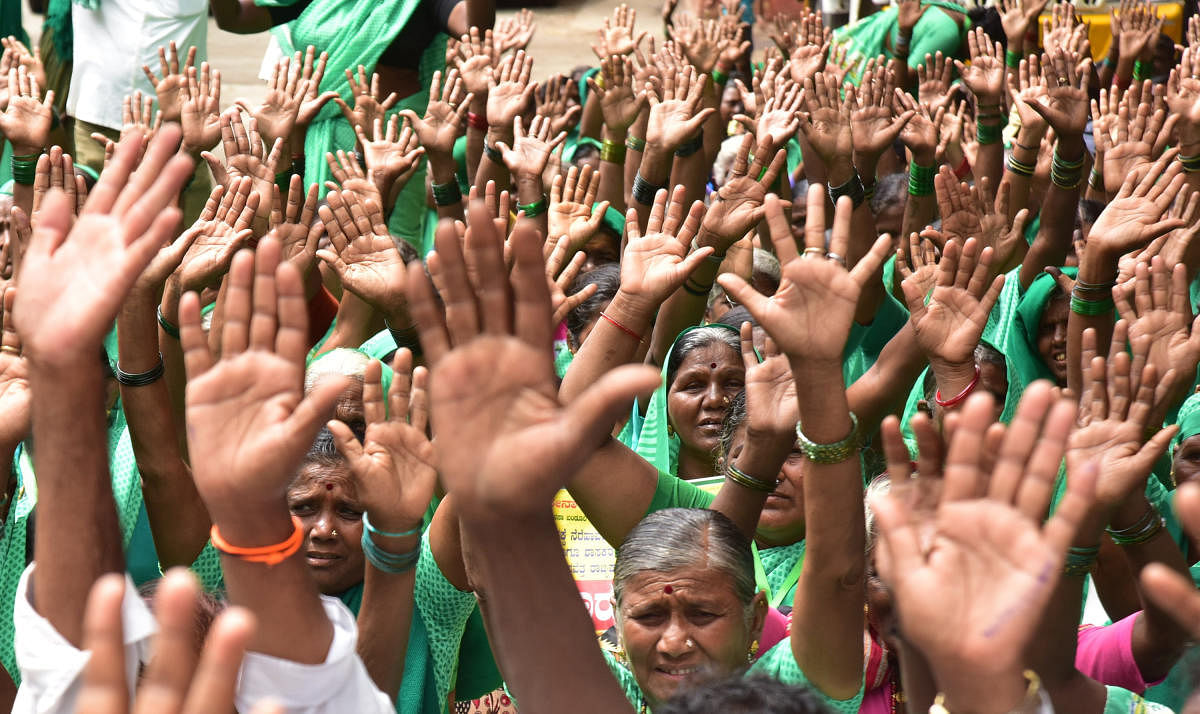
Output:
[562, 364, 661, 451]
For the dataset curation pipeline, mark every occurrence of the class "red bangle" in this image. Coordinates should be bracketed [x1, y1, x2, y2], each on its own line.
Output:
[934, 364, 981, 408]
[954, 155, 971, 179]
[211, 515, 305, 566]
[600, 312, 644, 343]
[467, 112, 488, 131]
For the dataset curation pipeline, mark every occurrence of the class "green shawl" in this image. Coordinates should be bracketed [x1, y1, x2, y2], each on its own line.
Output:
[1173, 392, 1200, 452]
[624, 324, 740, 477]
[256, 0, 447, 248]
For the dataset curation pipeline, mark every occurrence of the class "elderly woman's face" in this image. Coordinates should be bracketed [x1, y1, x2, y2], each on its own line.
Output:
[1175, 435, 1200, 487]
[618, 566, 764, 707]
[288, 461, 366, 596]
[667, 343, 744, 455]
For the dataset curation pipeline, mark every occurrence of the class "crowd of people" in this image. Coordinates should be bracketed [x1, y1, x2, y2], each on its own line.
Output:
[3, 0, 1200, 711]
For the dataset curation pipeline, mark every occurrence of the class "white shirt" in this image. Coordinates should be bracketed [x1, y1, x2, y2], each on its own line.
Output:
[12, 563, 393, 714]
[68, 0, 208, 130]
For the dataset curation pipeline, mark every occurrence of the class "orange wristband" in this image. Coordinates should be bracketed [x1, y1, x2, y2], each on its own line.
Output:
[211, 516, 305, 566]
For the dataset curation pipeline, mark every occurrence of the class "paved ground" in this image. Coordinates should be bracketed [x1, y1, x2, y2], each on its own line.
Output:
[22, 0, 665, 107]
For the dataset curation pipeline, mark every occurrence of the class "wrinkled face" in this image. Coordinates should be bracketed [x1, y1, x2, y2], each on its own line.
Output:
[667, 344, 744, 455]
[725, 427, 806, 544]
[288, 462, 366, 595]
[617, 566, 764, 707]
[1174, 435, 1200, 488]
[865, 553, 896, 648]
[1036, 293, 1070, 386]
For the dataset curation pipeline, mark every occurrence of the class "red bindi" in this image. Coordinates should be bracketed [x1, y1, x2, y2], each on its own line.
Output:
[325, 483, 334, 491]
[663, 585, 674, 595]
[709, 362, 717, 369]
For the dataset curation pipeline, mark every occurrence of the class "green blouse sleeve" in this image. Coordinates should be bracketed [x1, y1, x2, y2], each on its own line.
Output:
[414, 533, 479, 713]
[645, 470, 716, 514]
[748, 640, 865, 714]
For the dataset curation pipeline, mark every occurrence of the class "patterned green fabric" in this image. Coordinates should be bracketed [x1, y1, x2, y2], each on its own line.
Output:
[757, 540, 806, 607]
[750, 639, 864, 713]
[602, 649, 647, 709]
[1172, 392, 1200, 451]
[1103, 685, 1172, 713]
[829, 0, 968, 85]
[258, 0, 446, 248]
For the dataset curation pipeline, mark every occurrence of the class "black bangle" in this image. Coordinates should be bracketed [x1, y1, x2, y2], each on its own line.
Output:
[828, 170, 866, 209]
[675, 131, 704, 158]
[683, 278, 711, 297]
[432, 180, 462, 206]
[386, 319, 423, 358]
[115, 353, 165, 387]
[632, 172, 663, 205]
[157, 306, 180, 339]
[483, 140, 504, 164]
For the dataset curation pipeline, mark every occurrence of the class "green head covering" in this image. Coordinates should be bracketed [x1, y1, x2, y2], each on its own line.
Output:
[597, 202, 625, 239]
[999, 267, 1075, 422]
[578, 66, 600, 106]
[628, 324, 740, 476]
[1174, 392, 1200, 451]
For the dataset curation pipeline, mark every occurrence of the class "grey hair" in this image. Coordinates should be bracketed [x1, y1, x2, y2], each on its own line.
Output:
[975, 342, 1005, 368]
[868, 172, 907, 215]
[304, 348, 369, 393]
[665, 327, 741, 388]
[614, 509, 757, 616]
[752, 248, 781, 292]
[711, 135, 748, 188]
[863, 474, 893, 555]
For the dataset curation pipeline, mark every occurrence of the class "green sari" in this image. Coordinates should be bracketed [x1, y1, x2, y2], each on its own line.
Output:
[254, 0, 447, 249]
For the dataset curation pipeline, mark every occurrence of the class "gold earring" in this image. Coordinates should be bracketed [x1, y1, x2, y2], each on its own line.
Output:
[747, 639, 759, 661]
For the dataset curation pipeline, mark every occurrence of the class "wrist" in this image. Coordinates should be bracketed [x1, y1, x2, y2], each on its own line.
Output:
[936, 669, 1029, 714]
[427, 155, 459, 185]
[607, 289, 658, 330]
[514, 175, 544, 204]
[486, 126, 514, 146]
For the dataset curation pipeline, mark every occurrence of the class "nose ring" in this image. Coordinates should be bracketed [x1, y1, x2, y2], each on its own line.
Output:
[331, 528, 339, 537]
[684, 638, 695, 649]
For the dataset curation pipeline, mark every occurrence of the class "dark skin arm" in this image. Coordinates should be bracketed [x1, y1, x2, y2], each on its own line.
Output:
[208, 0, 274, 34]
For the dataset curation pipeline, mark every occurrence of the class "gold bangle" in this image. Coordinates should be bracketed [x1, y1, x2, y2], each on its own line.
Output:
[725, 463, 779, 492]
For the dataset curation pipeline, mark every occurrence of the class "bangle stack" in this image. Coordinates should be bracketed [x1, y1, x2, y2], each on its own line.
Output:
[432, 180, 462, 206]
[11, 152, 38, 186]
[795, 412, 860, 464]
[1063, 544, 1099, 577]
[1050, 148, 1085, 189]
[1180, 153, 1200, 173]
[115, 353, 165, 387]
[725, 462, 780, 492]
[1089, 166, 1105, 190]
[1106, 504, 1164, 545]
[675, 131, 704, 158]
[1006, 154, 1036, 177]
[361, 512, 421, 574]
[1070, 278, 1114, 316]
[908, 163, 935, 197]
[467, 111, 488, 131]
[632, 172, 663, 205]
[517, 194, 548, 218]
[712, 67, 730, 85]
[1005, 49, 1022, 68]
[483, 140, 504, 164]
[1132, 60, 1150, 82]
[976, 114, 1003, 145]
[828, 170, 866, 209]
[894, 30, 911, 58]
[625, 135, 647, 152]
[601, 138, 626, 164]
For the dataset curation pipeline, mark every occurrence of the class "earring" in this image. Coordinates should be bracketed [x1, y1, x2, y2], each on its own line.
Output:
[667, 422, 675, 437]
[747, 639, 759, 661]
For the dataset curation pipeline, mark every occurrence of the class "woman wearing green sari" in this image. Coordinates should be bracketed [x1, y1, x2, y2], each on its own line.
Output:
[209, 0, 493, 245]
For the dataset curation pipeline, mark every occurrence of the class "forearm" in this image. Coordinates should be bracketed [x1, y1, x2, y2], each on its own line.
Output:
[900, 150, 937, 241]
[29, 361, 124, 646]
[972, 98, 1005, 193]
[597, 126, 627, 213]
[624, 111, 649, 215]
[159, 278, 190, 454]
[462, 512, 635, 713]
[670, 151, 709, 213]
[846, 324, 928, 434]
[578, 90, 604, 141]
[357, 523, 422, 699]
[708, 429, 793, 539]
[465, 97, 487, 185]
[463, 0, 494, 33]
[1001, 124, 1045, 224]
[789, 357, 865, 699]
[559, 290, 654, 404]
[648, 247, 719, 367]
[312, 293, 382, 359]
[119, 287, 209, 569]
[567, 440, 660, 548]
[428, 153, 466, 224]
[1019, 137, 1084, 291]
[474, 127, 512, 194]
[632, 146, 675, 231]
[1065, 248, 1118, 395]
[513, 172, 549, 238]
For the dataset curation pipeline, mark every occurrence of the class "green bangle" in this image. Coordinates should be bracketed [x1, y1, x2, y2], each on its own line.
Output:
[713, 68, 729, 85]
[1133, 60, 1150, 82]
[11, 154, 37, 186]
[517, 194, 548, 218]
[976, 120, 1002, 145]
[432, 179, 462, 207]
[796, 411, 860, 464]
[908, 163, 935, 197]
[157, 306, 181, 339]
[625, 135, 646, 152]
[1006, 155, 1036, 177]
[1064, 545, 1099, 577]
[1005, 49, 1022, 68]
[1070, 293, 1114, 316]
[1106, 505, 1164, 545]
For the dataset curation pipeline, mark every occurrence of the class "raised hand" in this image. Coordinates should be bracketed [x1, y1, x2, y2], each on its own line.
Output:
[846, 64, 912, 167]
[14, 127, 193, 363]
[204, 111, 282, 229]
[486, 50, 536, 131]
[716, 186, 891, 363]
[496, 114, 567, 181]
[142, 42, 196, 124]
[588, 54, 646, 133]
[291, 46, 339, 135]
[644, 64, 714, 154]
[494, 9, 538, 54]
[176, 178, 257, 294]
[1024, 45, 1091, 139]
[871, 385, 1095, 712]
[1098, 90, 1169, 195]
[30, 145, 85, 229]
[181, 62, 222, 155]
[1088, 149, 1186, 260]
[1116, 0, 1164, 62]
[335, 65, 400, 138]
[893, 88, 943, 163]
[954, 28, 1005, 102]
[76, 569, 261, 714]
[454, 28, 499, 100]
[548, 165, 607, 250]
[700, 134, 785, 247]
[399, 69, 471, 159]
[933, 165, 983, 246]
[902, 238, 1005, 366]
[267, 174, 320, 273]
[316, 190, 408, 319]
[329, 352, 435, 536]
[408, 203, 659, 517]
[739, 81, 802, 149]
[739, 321, 800, 440]
[0, 65, 53, 154]
[535, 74, 582, 136]
[618, 185, 711, 312]
[917, 51, 955, 112]
[237, 56, 309, 148]
[798, 72, 853, 168]
[546, 241, 594, 326]
[592, 4, 646, 59]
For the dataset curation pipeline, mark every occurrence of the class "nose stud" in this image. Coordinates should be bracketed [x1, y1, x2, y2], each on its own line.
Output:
[331, 528, 339, 537]
[684, 638, 695, 649]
